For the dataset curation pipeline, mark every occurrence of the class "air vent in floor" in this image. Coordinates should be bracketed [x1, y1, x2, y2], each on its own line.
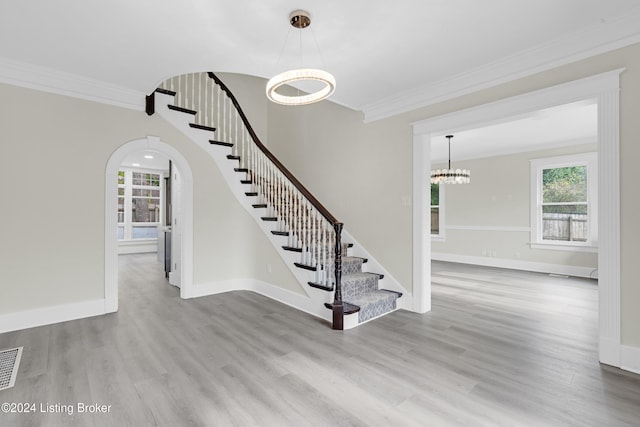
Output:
[0, 347, 23, 390]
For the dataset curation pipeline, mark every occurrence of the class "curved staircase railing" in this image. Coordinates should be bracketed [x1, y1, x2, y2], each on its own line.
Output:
[147, 72, 345, 329]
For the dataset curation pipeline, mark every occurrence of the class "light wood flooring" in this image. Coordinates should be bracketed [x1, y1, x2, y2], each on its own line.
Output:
[1, 254, 640, 426]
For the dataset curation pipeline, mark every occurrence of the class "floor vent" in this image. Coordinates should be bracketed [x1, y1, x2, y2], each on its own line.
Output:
[0, 347, 23, 390]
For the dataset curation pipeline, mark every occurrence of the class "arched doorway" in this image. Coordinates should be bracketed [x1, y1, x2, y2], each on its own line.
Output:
[104, 136, 194, 312]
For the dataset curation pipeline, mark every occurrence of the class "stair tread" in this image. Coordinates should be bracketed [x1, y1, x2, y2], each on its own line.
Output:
[190, 123, 216, 132]
[271, 230, 289, 236]
[308, 281, 333, 292]
[342, 272, 380, 280]
[168, 104, 197, 115]
[227, 155, 241, 160]
[343, 256, 367, 263]
[294, 262, 316, 271]
[345, 290, 399, 306]
[210, 140, 233, 147]
[324, 302, 360, 315]
[155, 88, 176, 96]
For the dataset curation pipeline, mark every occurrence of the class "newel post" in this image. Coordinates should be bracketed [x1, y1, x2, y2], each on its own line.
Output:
[145, 92, 155, 116]
[332, 222, 344, 330]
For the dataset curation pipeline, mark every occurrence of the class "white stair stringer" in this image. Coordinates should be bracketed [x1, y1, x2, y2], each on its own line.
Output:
[155, 91, 409, 328]
[155, 92, 337, 323]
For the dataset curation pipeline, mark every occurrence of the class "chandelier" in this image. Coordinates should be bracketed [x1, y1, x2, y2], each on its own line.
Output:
[430, 135, 471, 184]
[266, 10, 336, 106]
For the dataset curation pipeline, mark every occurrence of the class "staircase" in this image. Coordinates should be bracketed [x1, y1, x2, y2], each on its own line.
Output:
[146, 72, 403, 329]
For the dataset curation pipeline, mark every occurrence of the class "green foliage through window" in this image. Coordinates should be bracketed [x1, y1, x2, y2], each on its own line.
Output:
[542, 166, 587, 203]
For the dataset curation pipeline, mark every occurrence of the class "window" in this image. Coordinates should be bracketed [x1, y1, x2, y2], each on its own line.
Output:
[430, 183, 444, 240]
[530, 153, 597, 251]
[118, 169, 164, 241]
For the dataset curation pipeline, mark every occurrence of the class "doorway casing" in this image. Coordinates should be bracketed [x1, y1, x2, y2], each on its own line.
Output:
[105, 136, 194, 312]
[411, 69, 623, 368]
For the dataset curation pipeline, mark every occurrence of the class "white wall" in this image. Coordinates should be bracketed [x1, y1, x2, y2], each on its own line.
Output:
[432, 144, 598, 277]
[263, 43, 640, 349]
[0, 81, 301, 319]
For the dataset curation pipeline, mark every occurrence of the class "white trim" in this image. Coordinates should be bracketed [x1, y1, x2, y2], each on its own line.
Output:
[362, 9, 640, 122]
[413, 132, 431, 314]
[529, 152, 598, 249]
[105, 136, 194, 312]
[621, 345, 640, 375]
[529, 243, 597, 253]
[432, 252, 597, 279]
[0, 299, 105, 334]
[0, 57, 145, 111]
[187, 279, 331, 323]
[446, 225, 530, 232]
[117, 239, 158, 254]
[412, 69, 623, 369]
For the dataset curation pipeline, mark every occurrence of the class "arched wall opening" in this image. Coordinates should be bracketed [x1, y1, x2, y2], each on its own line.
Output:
[105, 135, 194, 312]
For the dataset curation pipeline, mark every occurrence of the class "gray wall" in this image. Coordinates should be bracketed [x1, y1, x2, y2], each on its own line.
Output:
[432, 144, 598, 272]
[265, 42, 640, 347]
[0, 81, 301, 315]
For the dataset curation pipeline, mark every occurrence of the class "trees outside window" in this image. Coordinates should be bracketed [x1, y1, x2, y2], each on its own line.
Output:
[530, 152, 597, 250]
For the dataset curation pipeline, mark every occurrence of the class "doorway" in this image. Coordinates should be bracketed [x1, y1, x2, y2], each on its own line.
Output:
[105, 136, 194, 312]
[411, 69, 623, 368]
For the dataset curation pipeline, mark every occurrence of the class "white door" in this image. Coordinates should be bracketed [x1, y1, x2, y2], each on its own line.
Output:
[169, 167, 182, 288]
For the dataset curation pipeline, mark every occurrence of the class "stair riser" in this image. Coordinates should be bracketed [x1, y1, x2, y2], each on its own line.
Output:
[359, 297, 396, 323]
[342, 275, 379, 299]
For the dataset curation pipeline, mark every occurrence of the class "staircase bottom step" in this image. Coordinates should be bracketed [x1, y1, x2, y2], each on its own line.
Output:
[346, 290, 398, 323]
[324, 302, 360, 315]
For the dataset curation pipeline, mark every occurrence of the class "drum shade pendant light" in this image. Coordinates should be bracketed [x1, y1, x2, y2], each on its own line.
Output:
[266, 10, 336, 106]
[430, 135, 471, 184]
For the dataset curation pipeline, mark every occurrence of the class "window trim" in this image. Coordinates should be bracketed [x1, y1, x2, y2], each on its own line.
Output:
[118, 167, 165, 241]
[529, 152, 598, 251]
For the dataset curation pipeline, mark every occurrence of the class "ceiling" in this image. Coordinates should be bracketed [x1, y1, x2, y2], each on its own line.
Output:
[121, 150, 170, 172]
[1, 1, 639, 120]
[431, 100, 598, 164]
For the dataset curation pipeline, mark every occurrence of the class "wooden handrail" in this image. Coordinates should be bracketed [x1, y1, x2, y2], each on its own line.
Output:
[208, 72, 341, 227]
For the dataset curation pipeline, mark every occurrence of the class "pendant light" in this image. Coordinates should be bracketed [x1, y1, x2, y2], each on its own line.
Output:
[266, 10, 336, 106]
[430, 135, 471, 184]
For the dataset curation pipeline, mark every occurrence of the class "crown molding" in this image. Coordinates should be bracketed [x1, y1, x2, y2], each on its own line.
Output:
[0, 57, 146, 111]
[362, 8, 640, 123]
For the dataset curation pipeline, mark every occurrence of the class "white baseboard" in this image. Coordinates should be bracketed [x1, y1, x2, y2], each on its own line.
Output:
[621, 345, 640, 375]
[0, 299, 106, 333]
[432, 252, 597, 279]
[185, 279, 332, 323]
[599, 335, 622, 368]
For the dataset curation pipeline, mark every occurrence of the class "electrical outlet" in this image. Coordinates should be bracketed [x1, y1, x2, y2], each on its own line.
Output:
[267, 263, 272, 273]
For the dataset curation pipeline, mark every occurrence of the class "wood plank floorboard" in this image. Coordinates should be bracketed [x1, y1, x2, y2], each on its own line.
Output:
[1, 255, 640, 426]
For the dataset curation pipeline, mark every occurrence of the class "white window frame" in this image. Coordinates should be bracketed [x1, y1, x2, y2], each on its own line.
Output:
[430, 183, 445, 242]
[118, 167, 164, 242]
[530, 152, 597, 252]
